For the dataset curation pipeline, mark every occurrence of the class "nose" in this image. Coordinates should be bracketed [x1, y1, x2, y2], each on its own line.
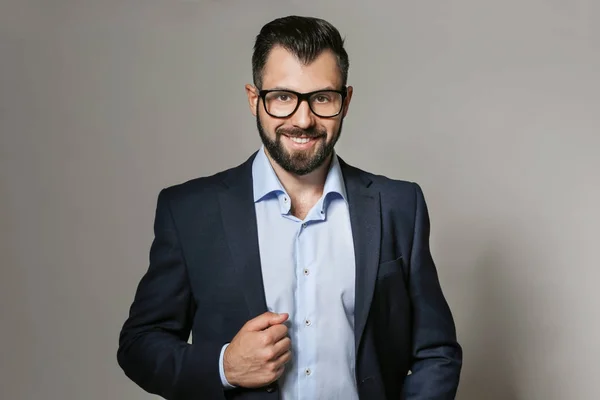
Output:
[289, 99, 315, 129]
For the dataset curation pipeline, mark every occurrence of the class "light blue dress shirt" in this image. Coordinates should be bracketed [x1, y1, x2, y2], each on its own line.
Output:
[219, 147, 359, 400]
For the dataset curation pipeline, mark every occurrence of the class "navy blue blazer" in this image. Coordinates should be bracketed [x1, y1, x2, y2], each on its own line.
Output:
[117, 153, 462, 399]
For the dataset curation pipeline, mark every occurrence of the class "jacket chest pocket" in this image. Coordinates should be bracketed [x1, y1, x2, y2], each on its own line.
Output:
[377, 256, 406, 281]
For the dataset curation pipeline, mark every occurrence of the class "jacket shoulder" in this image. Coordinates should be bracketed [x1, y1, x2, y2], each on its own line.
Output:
[159, 154, 255, 204]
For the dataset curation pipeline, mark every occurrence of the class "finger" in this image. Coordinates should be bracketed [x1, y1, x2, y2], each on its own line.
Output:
[268, 312, 289, 326]
[275, 349, 292, 366]
[267, 353, 290, 378]
[275, 362, 287, 377]
[244, 312, 288, 332]
[270, 337, 291, 360]
[266, 363, 286, 384]
[264, 323, 288, 343]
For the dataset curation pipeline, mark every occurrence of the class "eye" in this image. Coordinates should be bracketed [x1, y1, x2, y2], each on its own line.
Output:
[314, 94, 331, 103]
[265, 91, 296, 103]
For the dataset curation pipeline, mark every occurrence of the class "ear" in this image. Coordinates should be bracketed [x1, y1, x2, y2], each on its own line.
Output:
[245, 84, 259, 116]
[342, 86, 353, 118]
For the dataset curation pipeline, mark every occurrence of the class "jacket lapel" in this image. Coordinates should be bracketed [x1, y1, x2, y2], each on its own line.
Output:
[340, 159, 382, 354]
[218, 153, 269, 319]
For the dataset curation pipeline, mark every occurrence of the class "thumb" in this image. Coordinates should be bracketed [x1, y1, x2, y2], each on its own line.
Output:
[244, 312, 289, 331]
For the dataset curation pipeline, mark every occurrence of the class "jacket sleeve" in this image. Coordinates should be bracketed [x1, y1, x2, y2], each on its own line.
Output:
[117, 189, 226, 400]
[402, 183, 462, 399]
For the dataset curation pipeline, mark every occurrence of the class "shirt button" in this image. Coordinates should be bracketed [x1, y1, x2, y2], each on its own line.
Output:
[283, 197, 288, 203]
[302, 223, 307, 228]
[305, 368, 311, 376]
[303, 268, 309, 276]
[305, 319, 311, 326]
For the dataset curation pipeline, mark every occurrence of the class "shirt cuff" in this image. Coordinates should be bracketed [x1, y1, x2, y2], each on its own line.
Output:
[219, 343, 237, 389]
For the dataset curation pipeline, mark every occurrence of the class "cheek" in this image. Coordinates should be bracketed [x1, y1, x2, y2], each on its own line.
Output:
[258, 110, 283, 134]
[324, 120, 342, 138]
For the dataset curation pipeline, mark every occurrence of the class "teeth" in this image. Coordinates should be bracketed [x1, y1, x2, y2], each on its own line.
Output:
[290, 137, 310, 144]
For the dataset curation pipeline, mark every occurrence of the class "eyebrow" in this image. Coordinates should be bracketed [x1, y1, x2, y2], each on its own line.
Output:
[264, 86, 339, 92]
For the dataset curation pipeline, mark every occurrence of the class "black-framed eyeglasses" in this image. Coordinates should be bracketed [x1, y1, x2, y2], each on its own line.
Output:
[258, 87, 347, 118]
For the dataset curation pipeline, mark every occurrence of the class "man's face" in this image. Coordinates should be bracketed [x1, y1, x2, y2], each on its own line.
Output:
[246, 46, 353, 175]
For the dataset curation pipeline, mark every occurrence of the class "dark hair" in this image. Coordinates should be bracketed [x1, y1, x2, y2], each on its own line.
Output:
[252, 16, 349, 89]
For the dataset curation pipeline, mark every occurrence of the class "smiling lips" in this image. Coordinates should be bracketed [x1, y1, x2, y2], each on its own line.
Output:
[289, 137, 312, 144]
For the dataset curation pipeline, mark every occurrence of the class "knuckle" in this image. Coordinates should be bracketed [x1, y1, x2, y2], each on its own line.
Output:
[264, 348, 276, 360]
[267, 361, 279, 372]
[242, 321, 253, 331]
[259, 333, 272, 346]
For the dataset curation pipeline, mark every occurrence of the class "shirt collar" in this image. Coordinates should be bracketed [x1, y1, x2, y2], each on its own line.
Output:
[252, 146, 347, 204]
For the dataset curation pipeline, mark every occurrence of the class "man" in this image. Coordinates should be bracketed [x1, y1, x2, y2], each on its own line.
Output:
[118, 15, 462, 400]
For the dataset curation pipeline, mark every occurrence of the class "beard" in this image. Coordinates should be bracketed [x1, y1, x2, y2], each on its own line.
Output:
[256, 112, 343, 176]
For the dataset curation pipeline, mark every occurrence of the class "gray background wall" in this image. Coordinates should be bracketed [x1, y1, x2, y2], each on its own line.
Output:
[1, 1, 599, 399]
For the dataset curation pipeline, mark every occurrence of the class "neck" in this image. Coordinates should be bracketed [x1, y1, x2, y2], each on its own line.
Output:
[266, 152, 333, 200]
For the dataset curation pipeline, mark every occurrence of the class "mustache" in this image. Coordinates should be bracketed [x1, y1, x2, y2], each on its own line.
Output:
[276, 127, 326, 139]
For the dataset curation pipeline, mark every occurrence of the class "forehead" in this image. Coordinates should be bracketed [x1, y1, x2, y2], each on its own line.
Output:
[261, 46, 342, 91]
